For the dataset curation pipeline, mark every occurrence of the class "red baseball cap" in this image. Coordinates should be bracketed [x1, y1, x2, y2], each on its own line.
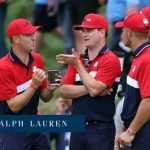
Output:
[115, 12, 150, 33]
[7, 18, 41, 38]
[74, 13, 108, 30]
[140, 6, 150, 21]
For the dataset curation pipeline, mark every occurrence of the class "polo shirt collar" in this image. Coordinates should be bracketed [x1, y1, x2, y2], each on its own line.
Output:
[9, 48, 34, 69]
[133, 41, 150, 57]
[83, 44, 109, 61]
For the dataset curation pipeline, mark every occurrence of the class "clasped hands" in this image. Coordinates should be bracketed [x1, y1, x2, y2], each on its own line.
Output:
[116, 130, 135, 150]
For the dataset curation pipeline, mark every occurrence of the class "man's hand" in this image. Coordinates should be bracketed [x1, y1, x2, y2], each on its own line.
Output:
[47, 73, 62, 91]
[47, 84, 60, 92]
[115, 123, 126, 150]
[56, 48, 80, 66]
[115, 134, 122, 150]
[119, 131, 135, 147]
[99, 88, 113, 96]
[31, 68, 46, 89]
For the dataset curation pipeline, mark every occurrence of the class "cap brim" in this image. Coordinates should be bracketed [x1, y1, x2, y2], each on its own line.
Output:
[23, 26, 42, 34]
[73, 25, 95, 30]
[115, 22, 125, 28]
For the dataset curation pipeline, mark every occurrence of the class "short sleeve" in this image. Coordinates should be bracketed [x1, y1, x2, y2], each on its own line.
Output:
[95, 56, 121, 87]
[0, 67, 17, 100]
[138, 60, 150, 98]
[62, 65, 77, 85]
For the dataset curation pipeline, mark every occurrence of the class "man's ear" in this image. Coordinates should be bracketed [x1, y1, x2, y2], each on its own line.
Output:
[147, 31, 150, 41]
[127, 29, 132, 39]
[72, 48, 78, 56]
[12, 35, 20, 44]
[99, 29, 106, 37]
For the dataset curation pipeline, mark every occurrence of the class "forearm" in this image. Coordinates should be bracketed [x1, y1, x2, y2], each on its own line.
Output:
[61, 85, 88, 99]
[75, 61, 107, 97]
[6, 87, 36, 113]
[119, 100, 150, 146]
[40, 87, 54, 102]
[119, 122, 126, 133]
[129, 98, 150, 134]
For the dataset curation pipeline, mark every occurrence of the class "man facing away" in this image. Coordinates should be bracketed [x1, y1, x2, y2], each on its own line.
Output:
[56, 13, 121, 150]
[0, 18, 60, 150]
[115, 12, 150, 149]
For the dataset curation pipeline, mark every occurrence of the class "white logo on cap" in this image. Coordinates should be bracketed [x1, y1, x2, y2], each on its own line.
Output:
[132, 66, 136, 73]
[143, 18, 149, 25]
[84, 18, 91, 22]
[125, 15, 128, 20]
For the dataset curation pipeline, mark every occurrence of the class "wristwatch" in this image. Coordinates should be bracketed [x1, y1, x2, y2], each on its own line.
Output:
[126, 128, 136, 135]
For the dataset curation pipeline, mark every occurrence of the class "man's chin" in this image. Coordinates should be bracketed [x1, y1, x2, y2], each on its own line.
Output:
[84, 44, 88, 48]
[31, 47, 36, 52]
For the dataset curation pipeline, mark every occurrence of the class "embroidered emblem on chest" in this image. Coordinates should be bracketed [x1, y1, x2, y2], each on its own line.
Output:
[132, 66, 136, 73]
[94, 62, 98, 67]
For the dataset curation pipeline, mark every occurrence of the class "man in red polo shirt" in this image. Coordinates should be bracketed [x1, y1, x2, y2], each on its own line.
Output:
[57, 13, 121, 150]
[0, 18, 60, 150]
[115, 12, 150, 149]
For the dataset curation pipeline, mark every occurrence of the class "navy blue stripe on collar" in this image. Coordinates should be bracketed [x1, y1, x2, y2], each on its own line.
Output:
[9, 48, 22, 63]
[133, 41, 150, 57]
[100, 45, 109, 54]
[83, 45, 109, 59]
[9, 48, 34, 69]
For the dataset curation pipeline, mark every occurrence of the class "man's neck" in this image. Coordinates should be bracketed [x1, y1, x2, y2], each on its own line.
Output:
[12, 45, 29, 65]
[131, 39, 149, 53]
[88, 43, 105, 61]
